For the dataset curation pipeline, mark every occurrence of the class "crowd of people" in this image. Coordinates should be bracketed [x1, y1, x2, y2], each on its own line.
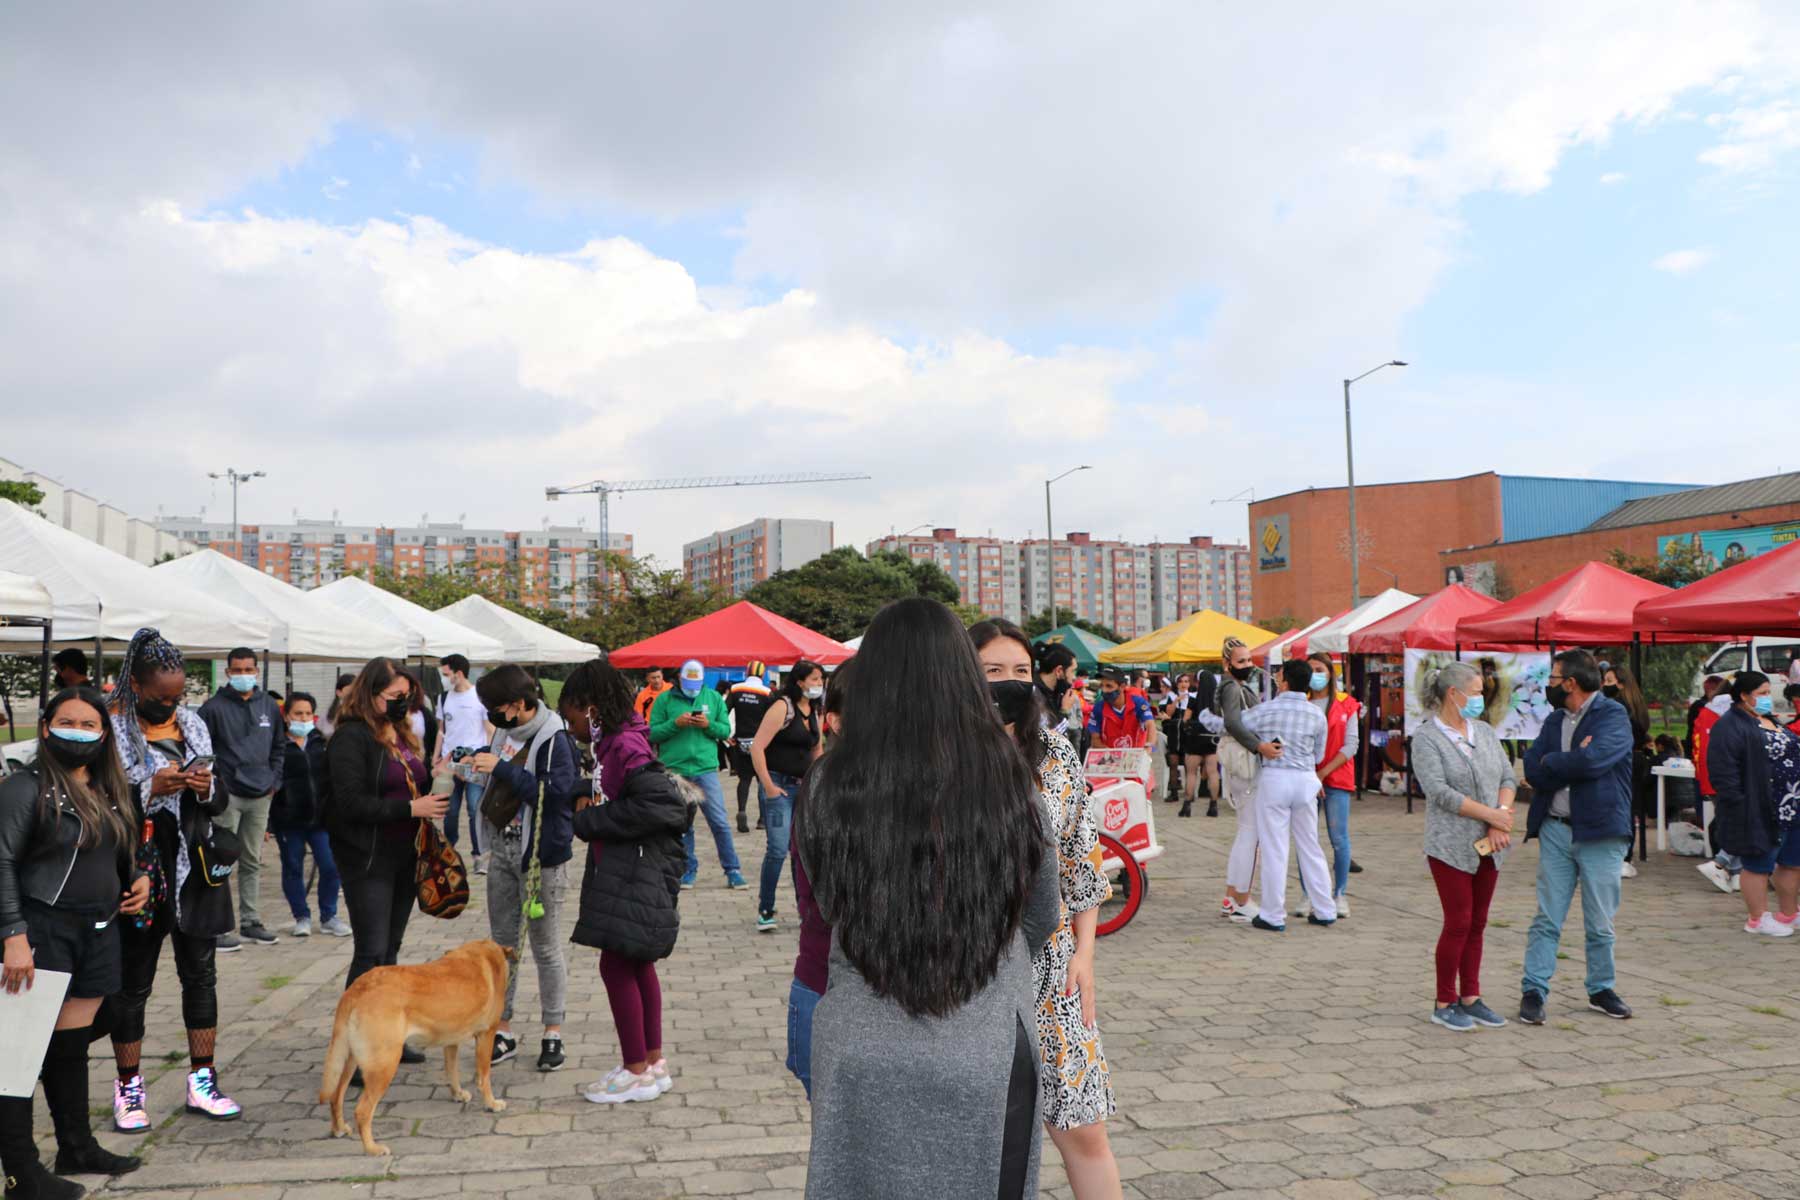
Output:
[9, 616, 1796, 1198]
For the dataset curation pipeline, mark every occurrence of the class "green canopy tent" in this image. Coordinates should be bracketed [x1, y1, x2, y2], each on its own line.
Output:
[1031, 624, 1120, 673]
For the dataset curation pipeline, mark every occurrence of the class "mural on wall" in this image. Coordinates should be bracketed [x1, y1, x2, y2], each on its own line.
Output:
[1403, 649, 1553, 740]
[1658, 522, 1800, 572]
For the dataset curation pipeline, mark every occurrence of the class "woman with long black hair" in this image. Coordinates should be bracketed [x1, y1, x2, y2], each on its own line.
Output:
[971, 619, 1121, 1200]
[797, 598, 1059, 1200]
[1708, 671, 1800, 936]
[105, 628, 242, 1134]
[1, 687, 148, 1197]
[324, 659, 447, 991]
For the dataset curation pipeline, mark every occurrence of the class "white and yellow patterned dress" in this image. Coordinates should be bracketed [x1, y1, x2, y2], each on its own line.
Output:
[1032, 727, 1117, 1129]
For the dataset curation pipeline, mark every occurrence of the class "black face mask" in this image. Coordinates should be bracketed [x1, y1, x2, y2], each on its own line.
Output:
[1229, 665, 1254, 682]
[1602, 684, 1620, 699]
[42, 734, 107, 770]
[1546, 684, 1569, 711]
[990, 680, 1035, 727]
[488, 707, 520, 730]
[136, 697, 177, 725]
[384, 696, 411, 723]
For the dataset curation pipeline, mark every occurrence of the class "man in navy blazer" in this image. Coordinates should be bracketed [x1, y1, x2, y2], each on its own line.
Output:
[1519, 649, 1636, 1025]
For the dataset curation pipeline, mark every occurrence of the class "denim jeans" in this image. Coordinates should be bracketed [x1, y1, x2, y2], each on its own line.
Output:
[786, 979, 820, 1099]
[682, 770, 741, 877]
[758, 772, 800, 916]
[273, 825, 339, 923]
[1522, 818, 1628, 999]
[1321, 787, 1352, 898]
[444, 776, 484, 856]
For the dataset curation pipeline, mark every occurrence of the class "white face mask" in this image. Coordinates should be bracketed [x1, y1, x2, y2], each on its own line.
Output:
[440, 673, 455, 690]
[805, 685, 825, 701]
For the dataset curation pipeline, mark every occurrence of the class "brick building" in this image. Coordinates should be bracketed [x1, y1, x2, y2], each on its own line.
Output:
[1248, 473, 1692, 624]
[869, 529, 1023, 621]
[684, 518, 834, 597]
[1440, 472, 1800, 596]
[1148, 536, 1255, 626]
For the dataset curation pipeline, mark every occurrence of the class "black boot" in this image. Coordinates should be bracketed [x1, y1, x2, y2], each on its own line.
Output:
[1178, 800, 1193, 818]
[41, 1029, 138, 1178]
[0, 1095, 85, 1200]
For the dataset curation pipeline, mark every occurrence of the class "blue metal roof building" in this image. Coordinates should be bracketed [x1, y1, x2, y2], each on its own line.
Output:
[1496, 475, 1698, 543]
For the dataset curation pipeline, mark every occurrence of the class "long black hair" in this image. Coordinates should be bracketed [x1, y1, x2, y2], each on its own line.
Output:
[798, 597, 1046, 1019]
[560, 657, 637, 736]
[782, 659, 824, 708]
[968, 618, 1048, 771]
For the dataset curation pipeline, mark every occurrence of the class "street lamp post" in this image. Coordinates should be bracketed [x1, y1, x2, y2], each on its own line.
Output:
[1044, 465, 1092, 627]
[208, 467, 266, 565]
[1343, 361, 1406, 605]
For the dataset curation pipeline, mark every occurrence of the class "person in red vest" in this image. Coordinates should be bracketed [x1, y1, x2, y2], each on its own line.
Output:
[1087, 669, 1156, 749]
[1693, 689, 1740, 893]
[1304, 653, 1361, 918]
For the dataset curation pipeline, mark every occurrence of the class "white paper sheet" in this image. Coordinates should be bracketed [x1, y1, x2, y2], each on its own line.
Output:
[0, 969, 71, 1097]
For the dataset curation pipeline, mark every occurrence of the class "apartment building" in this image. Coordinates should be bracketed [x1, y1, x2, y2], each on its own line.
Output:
[0, 455, 188, 565]
[1019, 533, 1155, 638]
[156, 516, 633, 613]
[1148, 536, 1255, 625]
[684, 518, 835, 597]
[867, 528, 1022, 621]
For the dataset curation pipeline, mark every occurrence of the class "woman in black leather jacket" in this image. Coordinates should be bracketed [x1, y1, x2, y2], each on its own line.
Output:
[0, 687, 149, 1197]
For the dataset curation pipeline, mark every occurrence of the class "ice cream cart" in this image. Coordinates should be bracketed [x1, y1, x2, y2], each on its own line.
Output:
[1084, 747, 1164, 935]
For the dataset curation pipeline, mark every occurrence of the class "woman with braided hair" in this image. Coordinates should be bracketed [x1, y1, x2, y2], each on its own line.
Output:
[106, 628, 243, 1134]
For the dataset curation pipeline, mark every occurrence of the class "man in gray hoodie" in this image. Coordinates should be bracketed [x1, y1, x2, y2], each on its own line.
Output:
[199, 648, 285, 949]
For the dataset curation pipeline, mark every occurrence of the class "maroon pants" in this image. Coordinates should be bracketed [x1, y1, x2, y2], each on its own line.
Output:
[1428, 855, 1498, 1005]
[599, 951, 662, 1068]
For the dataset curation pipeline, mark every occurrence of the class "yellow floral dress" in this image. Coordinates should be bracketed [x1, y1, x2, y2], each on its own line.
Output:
[1032, 728, 1116, 1129]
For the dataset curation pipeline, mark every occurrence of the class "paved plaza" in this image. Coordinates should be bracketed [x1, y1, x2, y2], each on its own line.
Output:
[40, 790, 1800, 1199]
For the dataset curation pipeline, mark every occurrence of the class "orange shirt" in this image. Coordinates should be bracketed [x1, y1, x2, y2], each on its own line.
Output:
[634, 682, 671, 721]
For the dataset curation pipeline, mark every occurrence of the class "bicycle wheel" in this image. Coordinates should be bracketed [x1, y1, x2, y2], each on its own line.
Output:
[1094, 832, 1146, 937]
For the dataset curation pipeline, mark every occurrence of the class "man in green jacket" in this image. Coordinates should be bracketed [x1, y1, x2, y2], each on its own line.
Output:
[650, 659, 745, 890]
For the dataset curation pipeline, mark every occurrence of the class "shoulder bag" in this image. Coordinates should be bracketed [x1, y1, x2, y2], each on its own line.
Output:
[403, 752, 468, 919]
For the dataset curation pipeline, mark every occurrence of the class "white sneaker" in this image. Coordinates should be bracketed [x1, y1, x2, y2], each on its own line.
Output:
[321, 916, 352, 937]
[648, 1060, 673, 1094]
[1698, 862, 1733, 893]
[1731, 872, 1743, 893]
[1621, 859, 1638, 878]
[1746, 913, 1795, 938]
[1227, 902, 1261, 925]
[1293, 897, 1313, 920]
[1334, 894, 1350, 917]
[291, 917, 311, 937]
[1219, 898, 1247, 919]
[583, 1067, 661, 1104]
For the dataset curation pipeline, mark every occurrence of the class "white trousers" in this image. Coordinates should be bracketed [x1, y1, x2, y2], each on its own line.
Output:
[1225, 768, 1260, 893]
[1254, 768, 1337, 925]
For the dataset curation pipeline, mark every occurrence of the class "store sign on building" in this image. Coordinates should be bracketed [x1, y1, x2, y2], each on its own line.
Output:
[1256, 514, 1290, 573]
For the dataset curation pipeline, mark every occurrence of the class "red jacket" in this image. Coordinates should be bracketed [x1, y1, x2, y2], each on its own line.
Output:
[1694, 703, 1723, 796]
[1320, 693, 1362, 792]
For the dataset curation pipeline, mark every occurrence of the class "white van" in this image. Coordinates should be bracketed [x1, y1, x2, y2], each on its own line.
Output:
[1691, 638, 1800, 707]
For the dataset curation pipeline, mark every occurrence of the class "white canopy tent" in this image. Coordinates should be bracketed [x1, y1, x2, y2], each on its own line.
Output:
[310, 577, 506, 664]
[0, 500, 269, 654]
[154, 550, 408, 662]
[0, 570, 54, 624]
[1304, 588, 1421, 655]
[842, 635, 864, 651]
[434, 595, 598, 665]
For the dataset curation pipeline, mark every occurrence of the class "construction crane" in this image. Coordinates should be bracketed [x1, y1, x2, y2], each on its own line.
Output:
[545, 471, 872, 605]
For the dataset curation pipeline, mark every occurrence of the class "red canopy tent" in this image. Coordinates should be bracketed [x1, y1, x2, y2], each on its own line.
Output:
[1251, 611, 1343, 665]
[1348, 584, 1512, 654]
[1634, 539, 1800, 639]
[1453, 561, 1680, 647]
[608, 601, 855, 669]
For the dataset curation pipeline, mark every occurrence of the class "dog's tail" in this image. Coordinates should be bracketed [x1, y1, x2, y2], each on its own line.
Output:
[320, 994, 355, 1104]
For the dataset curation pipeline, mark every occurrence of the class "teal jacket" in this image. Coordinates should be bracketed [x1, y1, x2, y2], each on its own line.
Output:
[648, 686, 731, 778]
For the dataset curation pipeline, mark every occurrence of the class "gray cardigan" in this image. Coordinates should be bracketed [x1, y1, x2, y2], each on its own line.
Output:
[1413, 715, 1517, 874]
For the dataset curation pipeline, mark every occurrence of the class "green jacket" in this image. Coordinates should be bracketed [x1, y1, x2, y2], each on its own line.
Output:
[647, 686, 731, 777]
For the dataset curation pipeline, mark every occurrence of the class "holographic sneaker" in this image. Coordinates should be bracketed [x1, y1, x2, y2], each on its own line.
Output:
[185, 1067, 242, 1121]
[113, 1074, 150, 1133]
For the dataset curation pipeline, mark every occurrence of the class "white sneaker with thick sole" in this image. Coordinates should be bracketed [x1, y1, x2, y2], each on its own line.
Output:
[1746, 913, 1795, 938]
[649, 1060, 673, 1094]
[291, 917, 311, 937]
[583, 1067, 661, 1104]
[1334, 894, 1350, 917]
[1621, 859, 1638, 878]
[1292, 898, 1313, 920]
[1227, 902, 1261, 925]
[1698, 861, 1733, 893]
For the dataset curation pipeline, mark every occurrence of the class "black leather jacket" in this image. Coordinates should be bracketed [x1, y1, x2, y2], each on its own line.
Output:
[0, 768, 139, 939]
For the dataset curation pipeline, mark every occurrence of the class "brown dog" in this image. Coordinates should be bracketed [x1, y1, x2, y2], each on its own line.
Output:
[320, 939, 515, 1155]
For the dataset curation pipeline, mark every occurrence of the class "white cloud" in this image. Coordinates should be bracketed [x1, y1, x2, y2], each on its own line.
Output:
[321, 175, 348, 200]
[1599, 171, 1628, 184]
[1652, 248, 1715, 274]
[1700, 98, 1800, 171]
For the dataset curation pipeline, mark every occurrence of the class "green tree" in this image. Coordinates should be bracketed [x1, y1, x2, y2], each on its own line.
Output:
[1255, 614, 1304, 635]
[1020, 607, 1126, 644]
[1608, 543, 1722, 710]
[1607, 542, 1717, 588]
[745, 548, 964, 643]
[0, 654, 44, 737]
[0, 480, 45, 512]
[563, 555, 730, 652]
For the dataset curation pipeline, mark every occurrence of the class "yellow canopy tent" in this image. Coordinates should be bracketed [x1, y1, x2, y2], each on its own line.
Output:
[1099, 609, 1278, 666]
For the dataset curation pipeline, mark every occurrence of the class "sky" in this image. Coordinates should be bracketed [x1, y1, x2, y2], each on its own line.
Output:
[5, 2, 1800, 567]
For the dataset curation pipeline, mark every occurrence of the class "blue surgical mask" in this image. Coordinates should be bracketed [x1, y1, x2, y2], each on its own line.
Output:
[1461, 695, 1486, 720]
[1309, 672, 1329, 693]
[680, 677, 703, 698]
[49, 727, 103, 744]
[228, 674, 256, 693]
[289, 720, 316, 738]
[1755, 694, 1774, 716]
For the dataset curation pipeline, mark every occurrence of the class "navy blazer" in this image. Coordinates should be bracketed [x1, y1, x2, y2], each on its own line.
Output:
[1522, 693, 1634, 843]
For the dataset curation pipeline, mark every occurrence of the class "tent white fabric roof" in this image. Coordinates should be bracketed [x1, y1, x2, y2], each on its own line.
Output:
[0, 570, 54, 623]
[154, 550, 408, 662]
[310, 577, 506, 663]
[0, 500, 270, 653]
[433, 595, 598, 665]
[842, 635, 863, 651]
[1305, 588, 1421, 655]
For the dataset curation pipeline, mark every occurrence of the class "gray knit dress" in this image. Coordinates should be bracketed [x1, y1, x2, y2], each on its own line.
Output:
[804, 804, 1062, 1200]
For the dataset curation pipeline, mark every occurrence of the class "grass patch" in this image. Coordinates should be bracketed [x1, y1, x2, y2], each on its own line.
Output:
[262, 974, 293, 990]
[162, 1051, 185, 1063]
[1555, 951, 1571, 960]
[1490, 918, 1514, 928]
[1659, 996, 1690, 1007]
[1749, 1005, 1787, 1018]
[1555, 1021, 1578, 1031]
[1684, 1034, 1708, 1045]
